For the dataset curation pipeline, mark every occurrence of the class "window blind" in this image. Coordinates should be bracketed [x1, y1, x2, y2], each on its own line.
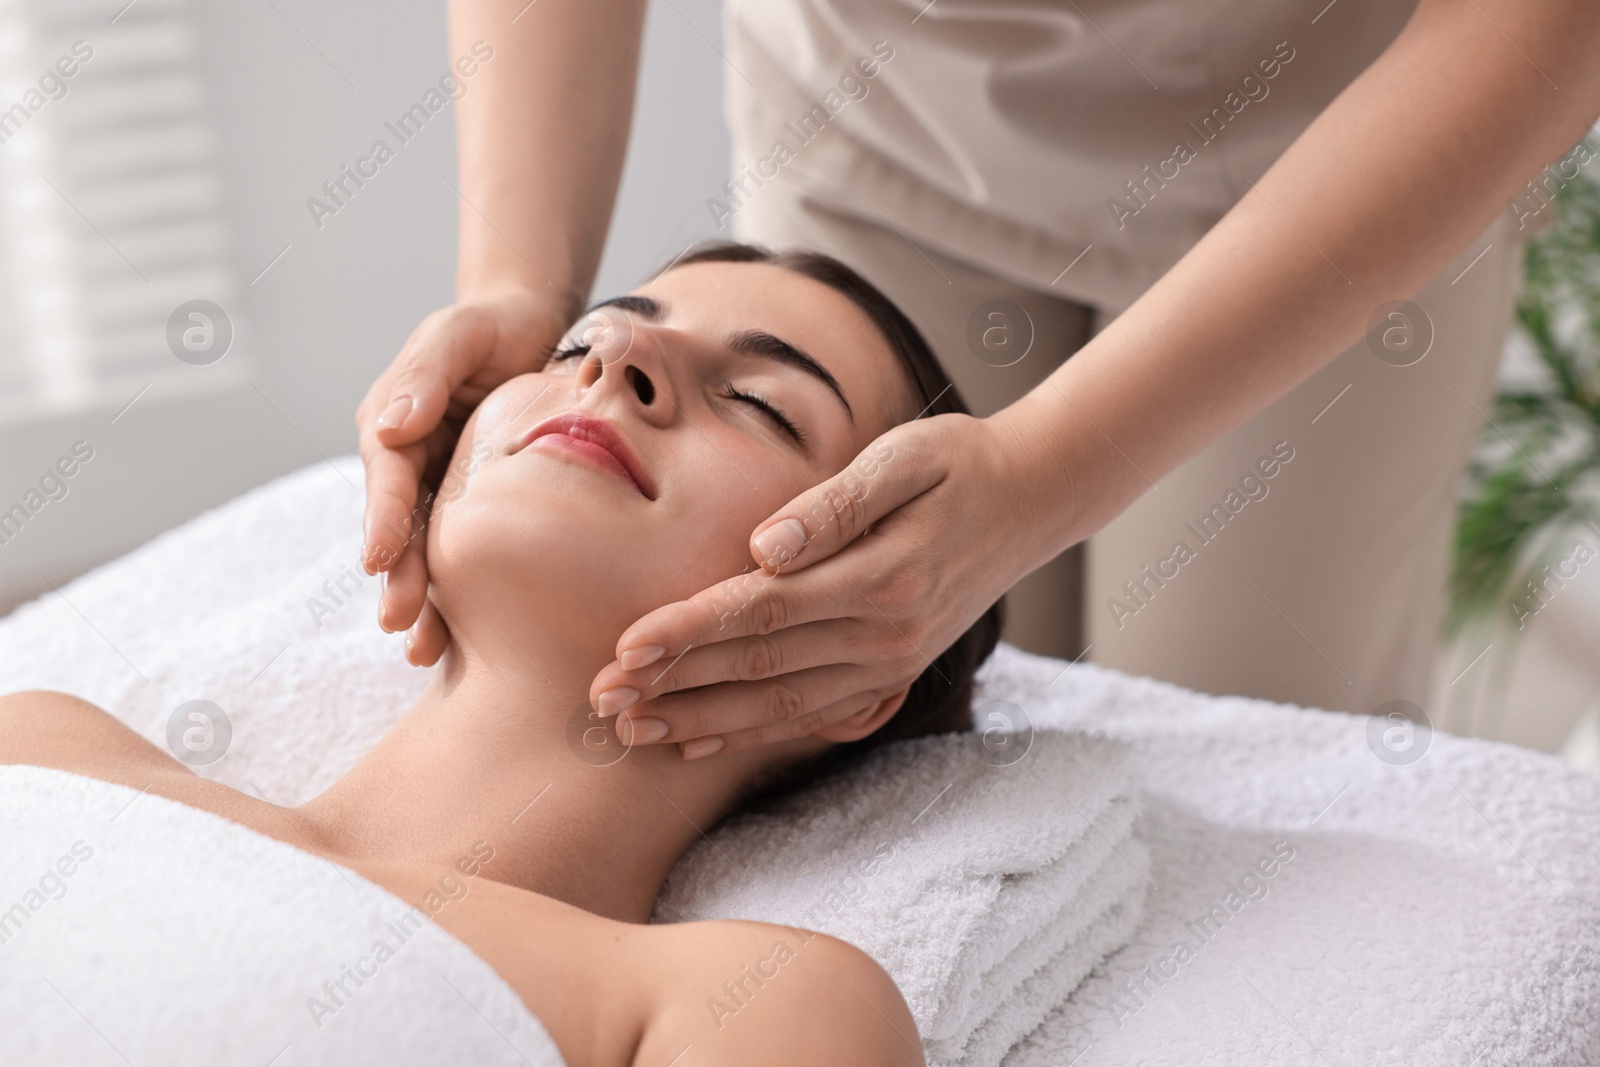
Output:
[0, 0, 244, 423]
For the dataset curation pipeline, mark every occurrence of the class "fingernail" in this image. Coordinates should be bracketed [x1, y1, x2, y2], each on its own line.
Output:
[619, 644, 665, 671]
[596, 687, 639, 718]
[682, 736, 725, 760]
[619, 716, 668, 745]
[753, 518, 808, 570]
[375, 395, 413, 432]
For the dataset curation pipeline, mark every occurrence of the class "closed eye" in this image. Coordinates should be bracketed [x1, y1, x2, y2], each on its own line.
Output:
[722, 382, 807, 443]
[550, 337, 807, 443]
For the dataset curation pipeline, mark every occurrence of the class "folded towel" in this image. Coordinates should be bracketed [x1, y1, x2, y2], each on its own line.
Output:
[965, 877, 1145, 1067]
[928, 836, 1148, 1067]
[0, 764, 566, 1067]
[653, 731, 1148, 1066]
[0, 456, 1146, 1065]
[937, 793, 1140, 1040]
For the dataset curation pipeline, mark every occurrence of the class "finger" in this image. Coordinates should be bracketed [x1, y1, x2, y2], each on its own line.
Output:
[683, 693, 876, 760]
[612, 559, 869, 673]
[358, 305, 509, 571]
[365, 306, 499, 447]
[614, 664, 888, 745]
[359, 433, 429, 573]
[747, 420, 946, 575]
[379, 525, 432, 634]
[405, 596, 450, 667]
[589, 619, 864, 713]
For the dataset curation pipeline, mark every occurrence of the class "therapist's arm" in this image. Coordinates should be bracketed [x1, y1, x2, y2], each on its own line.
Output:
[357, 0, 646, 654]
[593, 0, 1600, 756]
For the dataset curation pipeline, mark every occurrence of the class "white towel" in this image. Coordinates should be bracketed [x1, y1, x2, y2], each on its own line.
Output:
[979, 645, 1600, 1067]
[10, 456, 1596, 1064]
[0, 764, 566, 1067]
[0, 456, 1144, 1065]
[653, 731, 1148, 1066]
[932, 838, 1147, 1067]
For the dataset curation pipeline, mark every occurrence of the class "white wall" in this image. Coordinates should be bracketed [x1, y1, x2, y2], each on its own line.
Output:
[0, 0, 730, 613]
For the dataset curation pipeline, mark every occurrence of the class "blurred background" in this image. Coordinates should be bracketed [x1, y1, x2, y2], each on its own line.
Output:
[1, 0, 1595, 767]
[0, 0, 727, 610]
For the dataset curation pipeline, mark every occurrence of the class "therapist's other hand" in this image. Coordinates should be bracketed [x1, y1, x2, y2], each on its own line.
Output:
[589, 412, 1059, 758]
[357, 288, 566, 663]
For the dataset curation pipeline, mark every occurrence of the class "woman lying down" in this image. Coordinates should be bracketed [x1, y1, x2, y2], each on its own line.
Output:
[0, 244, 1004, 1067]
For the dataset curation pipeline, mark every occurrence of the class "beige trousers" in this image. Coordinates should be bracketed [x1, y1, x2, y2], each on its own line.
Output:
[735, 186, 1523, 716]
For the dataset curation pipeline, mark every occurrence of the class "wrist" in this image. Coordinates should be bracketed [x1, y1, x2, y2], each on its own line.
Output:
[985, 387, 1114, 561]
[457, 242, 586, 328]
[459, 275, 584, 332]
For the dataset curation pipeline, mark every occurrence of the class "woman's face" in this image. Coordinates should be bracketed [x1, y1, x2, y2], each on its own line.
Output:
[425, 259, 917, 659]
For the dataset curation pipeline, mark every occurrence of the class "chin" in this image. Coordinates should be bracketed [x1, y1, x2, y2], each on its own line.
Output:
[427, 453, 650, 648]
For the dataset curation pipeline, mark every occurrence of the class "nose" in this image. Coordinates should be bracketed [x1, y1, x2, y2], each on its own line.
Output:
[624, 364, 655, 405]
[574, 315, 672, 422]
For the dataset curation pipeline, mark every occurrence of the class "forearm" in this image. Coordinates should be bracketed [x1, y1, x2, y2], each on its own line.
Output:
[449, 0, 648, 317]
[998, 0, 1600, 561]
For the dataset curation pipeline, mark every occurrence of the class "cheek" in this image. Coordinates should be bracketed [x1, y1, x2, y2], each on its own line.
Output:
[423, 371, 581, 561]
[643, 450, 815, 587]
[470, 374, 561, 443]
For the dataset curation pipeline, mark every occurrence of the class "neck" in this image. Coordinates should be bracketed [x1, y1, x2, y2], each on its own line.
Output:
[299, 640, 749, 924]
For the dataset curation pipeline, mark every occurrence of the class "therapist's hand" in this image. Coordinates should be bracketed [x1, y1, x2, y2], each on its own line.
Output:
[588, 411, 1071, 758]
[357, 287, 568, 662]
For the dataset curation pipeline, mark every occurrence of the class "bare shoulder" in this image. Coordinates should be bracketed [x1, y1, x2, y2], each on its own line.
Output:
[636, 919, 924, 1067]
[0, 689, 188, 784]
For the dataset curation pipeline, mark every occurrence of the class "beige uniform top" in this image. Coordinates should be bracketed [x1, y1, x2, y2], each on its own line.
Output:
[722, 0, 1416, 310]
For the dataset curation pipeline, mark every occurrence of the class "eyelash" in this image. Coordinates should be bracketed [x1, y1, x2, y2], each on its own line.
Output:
[549, 343, 807, 443]
[721, 382, 807, 443]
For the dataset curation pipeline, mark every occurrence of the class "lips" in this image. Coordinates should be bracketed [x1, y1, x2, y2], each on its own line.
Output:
[513, 413, 656, 499]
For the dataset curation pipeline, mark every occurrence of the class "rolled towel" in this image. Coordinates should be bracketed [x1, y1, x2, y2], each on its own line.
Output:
[655, 730, 1148, 1067]
[0, 765, 566, 1067]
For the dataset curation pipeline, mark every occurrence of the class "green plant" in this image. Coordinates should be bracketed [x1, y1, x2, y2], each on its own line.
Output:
[1449, 138, 1600, 638]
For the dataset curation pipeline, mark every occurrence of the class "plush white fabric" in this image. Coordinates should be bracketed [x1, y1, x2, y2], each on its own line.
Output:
[3, 456, 1596, 1065]
[0, 457, 1145, 1067]
[654, 732, 1148, 1067]
[0, 764, 566, 1067]
[984, 645, 1600, 1067]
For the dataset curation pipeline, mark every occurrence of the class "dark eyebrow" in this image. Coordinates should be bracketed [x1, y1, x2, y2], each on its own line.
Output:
[727, 329, 854, 422]
[587, 294, 663, 321]
[589, 294, 853, 421]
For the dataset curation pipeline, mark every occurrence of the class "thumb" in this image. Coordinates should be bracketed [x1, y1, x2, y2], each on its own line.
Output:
[369, 305, 501, 447]
[749, 424, 940, 574]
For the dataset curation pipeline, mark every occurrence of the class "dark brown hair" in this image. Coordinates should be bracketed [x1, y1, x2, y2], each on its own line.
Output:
[653, 242, 1004, 785]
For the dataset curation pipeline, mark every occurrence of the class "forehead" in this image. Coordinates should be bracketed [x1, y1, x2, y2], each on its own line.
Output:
[635, 260, 914, 433]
